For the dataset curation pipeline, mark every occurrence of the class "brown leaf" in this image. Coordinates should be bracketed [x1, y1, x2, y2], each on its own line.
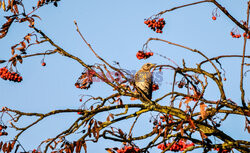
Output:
[199, 131, 207, 140]
[130, 97, 137, 101]
[118, 129, 124, 137]
[0, 17, 14, 39]
[75, 141, 81, 153]
[179, 100, 182, 109]
[0, 141, 2, 150]
[82, 141, 87, 153]
[13, 4, 18, 14]
[16, 46, 25, 52]
[31, 14, 42, 20]
[16, 55, 22, 64]
[184, 97, 192, 104]
[12, 59, 16, 66]
[110, 113, 114, 120]
[0, 60, 6, 64]
[20, 41, 26, 48]
[2, 143, 7, 152]
[106, 115, 110, 122]
[188, 117, 196, 130]
[180, 128, 184, 136]
[176, 121, 183, 131]
[200, 102, 207, 119]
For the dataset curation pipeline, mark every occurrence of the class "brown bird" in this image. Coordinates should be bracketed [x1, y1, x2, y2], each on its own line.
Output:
[134, 63, 156, 100]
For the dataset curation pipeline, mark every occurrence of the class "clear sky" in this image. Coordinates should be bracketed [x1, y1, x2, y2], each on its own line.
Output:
[0, 0, 250, 152]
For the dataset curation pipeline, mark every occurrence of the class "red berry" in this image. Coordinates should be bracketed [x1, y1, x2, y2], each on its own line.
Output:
[212, 16, 216, 20]
[42, 62, 46, 66]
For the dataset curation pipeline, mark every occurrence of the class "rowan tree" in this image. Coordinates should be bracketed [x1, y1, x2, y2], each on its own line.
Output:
[0, 0, 250, 153]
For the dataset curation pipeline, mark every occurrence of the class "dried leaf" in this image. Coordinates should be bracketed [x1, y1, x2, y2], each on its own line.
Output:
[106, 115, 110, 122]
[13, 4, 18, 14]
[12, 59, 16, 66]
[2, 0, 6, 11]
[0, 60, 6, 64]
[16, 55, 22, 64]
[110, 113, 114, 120]
[200, 102, 207, 119]
[180, 128, 184, 136]
[179, 100, 182, 109]
[176, 121, 183, 131]
[118, 129, 124, 137]
[31, 14, 42, 20]
[82, 141, 87, 153]
[184, 97, 192, 104]
[199, 131, 207, 139]
[188, 118, 196, 129]
[2, 143, 7, 152]
[0, 141, 2, 150]
[130, 97, 137, 101]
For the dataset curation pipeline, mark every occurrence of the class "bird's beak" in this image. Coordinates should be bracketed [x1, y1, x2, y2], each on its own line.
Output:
[151, 64, 157, 71]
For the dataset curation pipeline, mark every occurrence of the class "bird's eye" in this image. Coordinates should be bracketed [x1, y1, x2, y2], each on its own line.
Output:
[147, 63, 151, 67]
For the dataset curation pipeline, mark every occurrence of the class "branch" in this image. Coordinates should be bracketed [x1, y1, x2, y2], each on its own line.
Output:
[239, 1, 250, 108]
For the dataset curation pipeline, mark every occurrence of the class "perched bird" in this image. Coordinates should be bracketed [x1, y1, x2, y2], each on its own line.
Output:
[134, 63, 156, 101]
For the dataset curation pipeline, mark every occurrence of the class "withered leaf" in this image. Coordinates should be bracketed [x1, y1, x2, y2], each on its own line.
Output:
[200, 102, 207, 119]
[0, 60, 6, 64]
[12, 59, 16, 66]
[16, 55, 22, 64]
[31, 14, 42, 20]
[82, 141, 87, 153]
[118, 129, 124, 137]
[0, 141, 2, 150]
[2, 143, 7, 152]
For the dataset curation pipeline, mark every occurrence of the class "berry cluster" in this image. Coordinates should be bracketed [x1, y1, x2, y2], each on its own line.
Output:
[75, 69, 96, 89]
[214, 148, 231, 153]
[113, 146, 140, 153]
[160, 115, 173, 124]
[152, 84, 159, 91]
[157, 140, 194, 152]
[153, 115, 173, 130]
[0, 67, 23, 82]
[230, 32, 241, 38]
[0, 125, 8, 136]
[144, 18, 165, 33]
[136, 51, 153, 60]
[243, 32, 250, 39]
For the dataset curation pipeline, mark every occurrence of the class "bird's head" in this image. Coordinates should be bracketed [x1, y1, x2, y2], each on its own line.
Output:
[141, 63, 156, 71]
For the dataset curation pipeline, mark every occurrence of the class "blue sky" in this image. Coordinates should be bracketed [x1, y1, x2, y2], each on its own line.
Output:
[0, 0, 250, 152]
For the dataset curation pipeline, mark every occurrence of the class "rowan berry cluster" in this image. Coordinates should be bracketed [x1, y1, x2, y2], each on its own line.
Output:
[136, 51, 153, 60]
[243, 32, 250, 39]
[144, 18, 165, 33]
[0, 67, 23, 82]
[214, 147, 231, 153]
[230, 32, 241, 38]
[113, 146, 140, 153]
[157, 140, 194, 152]
[152, 84, 159, 91]
[75, 69, 96, 89]
[153, 115, 173, 129]
[0, 125, 8, 136]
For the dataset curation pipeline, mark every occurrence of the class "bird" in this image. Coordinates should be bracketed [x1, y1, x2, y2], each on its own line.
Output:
[134, 63, 156, 101]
